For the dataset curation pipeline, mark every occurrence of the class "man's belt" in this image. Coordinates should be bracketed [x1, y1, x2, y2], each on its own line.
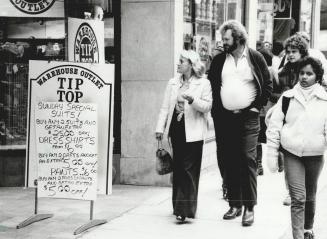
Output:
[232, 109, 242, 114]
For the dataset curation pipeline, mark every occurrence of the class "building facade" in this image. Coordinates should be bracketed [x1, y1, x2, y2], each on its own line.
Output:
[0, 0, 325, 188]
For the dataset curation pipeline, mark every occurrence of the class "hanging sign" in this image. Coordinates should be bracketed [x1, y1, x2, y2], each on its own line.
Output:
[273, 0, 292, 19]
[68, 18, 105, 64]
[35, 102, 98, 200]
[27, 61, 114, 195]
[0, 0, 64, 17]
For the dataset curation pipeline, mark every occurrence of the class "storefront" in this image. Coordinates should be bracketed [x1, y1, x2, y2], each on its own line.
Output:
[0, 0, 120, 187]
[257, 0, 326, 53]
[1, 0, 325, 188]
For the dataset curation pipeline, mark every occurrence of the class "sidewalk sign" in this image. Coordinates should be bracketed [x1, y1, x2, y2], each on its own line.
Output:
[27, 61, 114, 195]
[20, 60, 114, 233]
[35, 101, 98, 200]
[16, 180, 53, 229]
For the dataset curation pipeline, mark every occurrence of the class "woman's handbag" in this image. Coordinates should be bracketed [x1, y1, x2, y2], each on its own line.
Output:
[156, 139, 173, 175]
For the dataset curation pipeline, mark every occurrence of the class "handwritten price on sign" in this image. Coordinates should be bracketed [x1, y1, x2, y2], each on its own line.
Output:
[43, 184, 89, 197]
[35, 102, 98, 200]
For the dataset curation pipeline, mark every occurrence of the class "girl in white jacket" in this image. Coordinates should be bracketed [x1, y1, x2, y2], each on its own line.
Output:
[155, 50, 212, 222]
[266, 57, 326, 239]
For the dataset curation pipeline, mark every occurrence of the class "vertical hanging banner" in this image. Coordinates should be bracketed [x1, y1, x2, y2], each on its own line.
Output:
[35, 102, 98, 200]
[68, 17, 105, 64]
[27, 61, 114, 195]
[0, 0, 64, 17]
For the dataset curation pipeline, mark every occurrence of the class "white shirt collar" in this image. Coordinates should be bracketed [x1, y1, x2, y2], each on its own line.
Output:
[226, 45, 248, 58]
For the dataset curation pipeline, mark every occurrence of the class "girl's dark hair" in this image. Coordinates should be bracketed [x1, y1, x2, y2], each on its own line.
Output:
[298, 57, 324, 84]
[284, 34, 308, 57]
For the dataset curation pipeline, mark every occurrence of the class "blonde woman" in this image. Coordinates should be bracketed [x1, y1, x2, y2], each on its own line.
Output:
[155, 50, 212, 222]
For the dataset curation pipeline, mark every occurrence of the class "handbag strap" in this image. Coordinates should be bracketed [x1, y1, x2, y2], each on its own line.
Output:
[157, 139, 163, 149]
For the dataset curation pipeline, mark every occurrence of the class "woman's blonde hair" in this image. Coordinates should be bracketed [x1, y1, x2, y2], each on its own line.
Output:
[180, 50, 206, 78]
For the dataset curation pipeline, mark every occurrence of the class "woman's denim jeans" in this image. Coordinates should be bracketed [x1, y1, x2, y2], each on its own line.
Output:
[283, 149, 324, 239]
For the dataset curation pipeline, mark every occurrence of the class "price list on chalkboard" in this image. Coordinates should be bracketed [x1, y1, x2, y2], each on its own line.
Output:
[35, 101, 98, 200]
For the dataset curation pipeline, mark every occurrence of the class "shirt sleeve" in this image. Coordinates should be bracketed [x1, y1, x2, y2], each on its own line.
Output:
[266, 95, 286, 150]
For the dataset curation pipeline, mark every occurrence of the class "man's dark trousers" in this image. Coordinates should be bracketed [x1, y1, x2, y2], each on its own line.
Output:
[215, 109, 260, 208]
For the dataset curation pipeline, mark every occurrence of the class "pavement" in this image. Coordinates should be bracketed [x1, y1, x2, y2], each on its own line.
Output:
[1, 145, 327, 239]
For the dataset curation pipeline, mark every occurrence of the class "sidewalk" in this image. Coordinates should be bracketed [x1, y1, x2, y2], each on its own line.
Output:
[1, 147, 326, 239]
[79, 165, 292, 239]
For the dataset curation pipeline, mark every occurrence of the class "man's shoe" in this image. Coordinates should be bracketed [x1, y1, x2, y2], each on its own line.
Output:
[223, 207, 242, 220]
[176, 215, 185, 222]
[304, 231, 315, 239]
[242, 207, 254, 226]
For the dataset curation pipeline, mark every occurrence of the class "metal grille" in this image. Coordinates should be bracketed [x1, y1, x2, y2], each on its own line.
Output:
[0, 63, 28, 146]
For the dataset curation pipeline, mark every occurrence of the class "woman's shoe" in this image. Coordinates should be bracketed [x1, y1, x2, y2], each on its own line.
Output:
[304, 231, 315, 239]
[176, 215, 185, 222]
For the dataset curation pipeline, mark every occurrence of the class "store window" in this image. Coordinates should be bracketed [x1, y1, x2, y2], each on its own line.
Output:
[299, 0, 313, 40]
[257, 0, 317, 53]
[257, 0, 274, 47]
[319, 0, 327, 55]
[0, 16, 66, 148]
[272, 0, 298, 46]
[183, 0, 244, 71]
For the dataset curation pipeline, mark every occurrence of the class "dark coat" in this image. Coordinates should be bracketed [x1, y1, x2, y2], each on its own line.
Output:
[208, 47, 272, 120]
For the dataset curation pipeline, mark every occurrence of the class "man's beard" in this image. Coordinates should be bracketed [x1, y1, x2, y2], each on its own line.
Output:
[223, 41, 238, 53]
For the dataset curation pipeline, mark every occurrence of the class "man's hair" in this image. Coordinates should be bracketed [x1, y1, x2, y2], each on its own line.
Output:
[299, 56, 324, 84]
[284, 34, 308, 57]
[295, 31, 310, 43]
[219, 20, 248, 45]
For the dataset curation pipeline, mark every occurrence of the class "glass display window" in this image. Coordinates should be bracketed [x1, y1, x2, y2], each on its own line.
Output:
[257, 0, 316, 51]
[183, 0, 244, 71]
[257, 0, 274, 46]
[0, 17, 65, 148]
[319, 0, 327, 53]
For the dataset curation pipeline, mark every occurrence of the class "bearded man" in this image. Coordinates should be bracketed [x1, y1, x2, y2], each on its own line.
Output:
[208, 20, 272, 226]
